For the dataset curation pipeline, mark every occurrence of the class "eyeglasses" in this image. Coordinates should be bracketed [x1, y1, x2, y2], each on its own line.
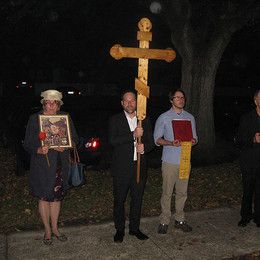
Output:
[44, 100, 59, 105]
[172, 96, 185, 100]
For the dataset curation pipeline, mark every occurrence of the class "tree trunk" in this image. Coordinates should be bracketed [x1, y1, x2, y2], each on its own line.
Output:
[181, 55, 215, 148]
[180, 35, 230, 148]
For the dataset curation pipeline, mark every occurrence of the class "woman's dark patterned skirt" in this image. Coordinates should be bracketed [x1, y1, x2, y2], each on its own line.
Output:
[40, 167, 65, 202]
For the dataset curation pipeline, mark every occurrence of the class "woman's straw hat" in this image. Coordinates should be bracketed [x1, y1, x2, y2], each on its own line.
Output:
[40, 89, 63, 105]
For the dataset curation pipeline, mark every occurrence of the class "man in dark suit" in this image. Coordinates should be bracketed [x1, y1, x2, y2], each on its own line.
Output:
[237, 89, 260, 227]
[109, 90, 154, 243]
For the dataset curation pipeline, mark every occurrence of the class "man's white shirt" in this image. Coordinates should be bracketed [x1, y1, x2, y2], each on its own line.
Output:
[124, 111, 137, 161]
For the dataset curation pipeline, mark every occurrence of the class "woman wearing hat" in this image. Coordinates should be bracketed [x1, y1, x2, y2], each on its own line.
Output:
[23, 89, 78, 245]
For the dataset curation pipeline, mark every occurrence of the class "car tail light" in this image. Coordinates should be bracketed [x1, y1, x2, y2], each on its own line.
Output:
[85, 138, 100, 150]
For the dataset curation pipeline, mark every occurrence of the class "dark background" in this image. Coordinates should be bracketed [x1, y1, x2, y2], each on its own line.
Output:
[0, 1, 259, 167]
[0, 1, 259, 96]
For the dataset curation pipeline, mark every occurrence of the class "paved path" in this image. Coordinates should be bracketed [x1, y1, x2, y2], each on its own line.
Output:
[1, 207, 260, 260]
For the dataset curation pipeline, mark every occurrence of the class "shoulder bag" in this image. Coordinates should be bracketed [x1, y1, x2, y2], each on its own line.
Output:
[68, 146, 85, 187]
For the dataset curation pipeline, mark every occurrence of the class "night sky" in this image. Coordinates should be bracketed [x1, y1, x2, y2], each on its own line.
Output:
[0, 0, 259, 95]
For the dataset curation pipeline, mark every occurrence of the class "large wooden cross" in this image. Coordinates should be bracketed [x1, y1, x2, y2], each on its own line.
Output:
[110, 17, 176, 183]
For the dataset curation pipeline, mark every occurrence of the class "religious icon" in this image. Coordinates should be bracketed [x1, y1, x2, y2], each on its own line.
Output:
[38, 115, 72, 148]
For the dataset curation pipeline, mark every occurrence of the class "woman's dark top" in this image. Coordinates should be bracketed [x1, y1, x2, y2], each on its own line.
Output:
[23, 111, 79, 200]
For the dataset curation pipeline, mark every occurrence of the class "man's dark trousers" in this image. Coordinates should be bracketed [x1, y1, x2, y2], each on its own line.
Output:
[113, 163, 146, 232]
[240, 159, 260, 223]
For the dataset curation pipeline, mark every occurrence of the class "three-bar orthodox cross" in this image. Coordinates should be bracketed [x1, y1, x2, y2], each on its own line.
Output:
[110, 18, 176, 183]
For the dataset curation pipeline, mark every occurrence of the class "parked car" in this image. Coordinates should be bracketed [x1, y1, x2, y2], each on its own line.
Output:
[0, 98, 104, 176]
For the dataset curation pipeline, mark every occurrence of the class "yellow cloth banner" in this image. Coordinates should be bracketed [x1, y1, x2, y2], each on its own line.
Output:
[179, 141, 192, 179]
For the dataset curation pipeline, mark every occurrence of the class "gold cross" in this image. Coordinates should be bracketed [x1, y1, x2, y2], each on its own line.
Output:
[110, 17, 176, 182]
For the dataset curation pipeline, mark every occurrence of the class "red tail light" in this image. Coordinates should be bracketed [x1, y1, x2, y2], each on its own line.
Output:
[85, 138, 100, 149]
[92, 140, 97, 148]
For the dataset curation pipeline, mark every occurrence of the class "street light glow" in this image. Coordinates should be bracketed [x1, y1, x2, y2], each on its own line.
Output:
[149, 1, 162, 14]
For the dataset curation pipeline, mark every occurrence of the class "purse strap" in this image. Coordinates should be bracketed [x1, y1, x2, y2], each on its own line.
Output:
[73, 146, 80, 163]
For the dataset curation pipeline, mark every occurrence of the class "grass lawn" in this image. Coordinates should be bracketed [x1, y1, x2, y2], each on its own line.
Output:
[0, 147, 242, 234]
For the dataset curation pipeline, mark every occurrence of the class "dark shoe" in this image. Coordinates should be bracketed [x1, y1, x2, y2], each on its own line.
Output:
[129, 230, 149, 240]
[157, 223, 168, 234]
[114, 231, 124, 243]
[52, 233, 68, 242]
[238, 218, 251, 227]
[174, 220, 192, 232]
[43, 234, 53, 245]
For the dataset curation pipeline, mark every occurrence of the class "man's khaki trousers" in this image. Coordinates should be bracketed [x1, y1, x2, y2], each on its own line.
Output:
[159, 162, 189, 225]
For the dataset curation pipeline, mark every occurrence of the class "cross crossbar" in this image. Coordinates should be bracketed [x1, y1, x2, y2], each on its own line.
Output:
[110, 44, 176, 63]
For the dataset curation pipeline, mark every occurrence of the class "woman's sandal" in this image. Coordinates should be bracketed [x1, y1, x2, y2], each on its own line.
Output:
[43, 235, 53, 245]
[52, 233, 68, 242]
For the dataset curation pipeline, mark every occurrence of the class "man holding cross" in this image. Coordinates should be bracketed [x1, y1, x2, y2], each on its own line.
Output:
[154, 89, 197, 234]
[109, 90, 154, 243]
[109, 17, 176, 240]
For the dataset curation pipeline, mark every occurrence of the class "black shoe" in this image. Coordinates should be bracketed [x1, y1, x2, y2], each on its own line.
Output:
[129, 230, 149, 240]
[157, 223, 168, 234]
[114, 231, 124, 243]
[238, 218, 251, 227]
[174, 220, 192, 232]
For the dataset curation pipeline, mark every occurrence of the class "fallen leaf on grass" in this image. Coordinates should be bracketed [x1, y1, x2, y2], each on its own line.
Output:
[24, 209, 31, 215]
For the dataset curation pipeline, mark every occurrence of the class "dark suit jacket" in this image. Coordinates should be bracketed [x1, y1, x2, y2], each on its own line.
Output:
[237, 109, 260, 174]
[109, 111, 154, 178]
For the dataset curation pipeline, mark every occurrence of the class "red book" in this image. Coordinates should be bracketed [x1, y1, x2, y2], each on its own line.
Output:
[172, 120, 193, 142]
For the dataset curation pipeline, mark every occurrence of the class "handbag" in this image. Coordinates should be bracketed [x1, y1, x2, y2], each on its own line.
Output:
[68, 146, 85, 187]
